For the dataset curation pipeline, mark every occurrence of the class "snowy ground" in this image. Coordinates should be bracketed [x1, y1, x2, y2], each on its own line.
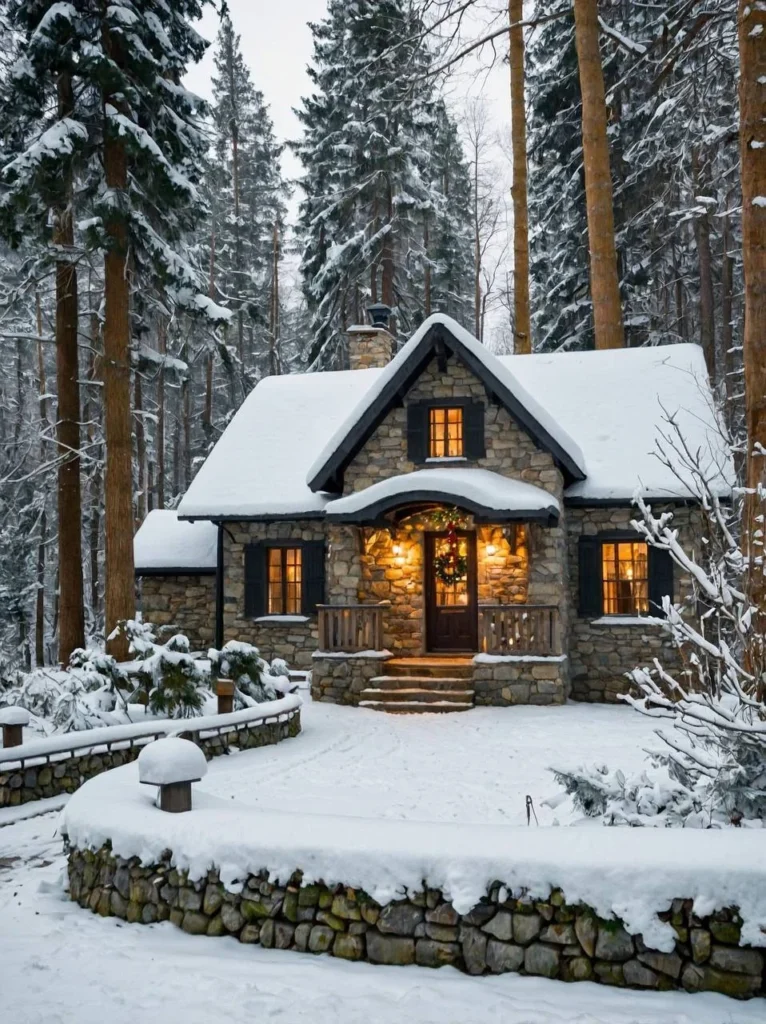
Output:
[193, 698, 661, 826]
[1, 699, 761, 1023]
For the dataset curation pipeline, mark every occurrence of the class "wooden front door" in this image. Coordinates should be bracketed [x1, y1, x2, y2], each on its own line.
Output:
[425, 530, 478, 652]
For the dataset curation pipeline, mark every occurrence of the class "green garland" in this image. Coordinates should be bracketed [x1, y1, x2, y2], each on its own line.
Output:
[433, 551, 468, 585]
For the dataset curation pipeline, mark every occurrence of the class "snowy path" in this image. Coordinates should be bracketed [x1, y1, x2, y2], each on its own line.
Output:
[199, 699, 661, 826]
[0, 810, 759, 1024]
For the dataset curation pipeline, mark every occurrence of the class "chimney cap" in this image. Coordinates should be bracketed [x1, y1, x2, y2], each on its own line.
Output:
[366, 302, 392, 329]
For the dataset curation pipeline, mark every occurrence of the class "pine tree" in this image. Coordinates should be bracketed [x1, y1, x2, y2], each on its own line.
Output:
[1, 1, 87, 662]
[210, 16, 288, 381]
[295, 0, 472, 362]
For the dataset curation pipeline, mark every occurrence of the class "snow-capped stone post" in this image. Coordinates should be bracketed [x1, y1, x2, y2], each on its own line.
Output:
[347, 304, 395, 370]
[216, 678, 235, 715]
[0, 707, 30, 748]
[138, 737, 207, 813]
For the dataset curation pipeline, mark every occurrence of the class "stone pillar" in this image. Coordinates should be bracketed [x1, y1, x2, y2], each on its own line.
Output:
[347, 326, 395, 370]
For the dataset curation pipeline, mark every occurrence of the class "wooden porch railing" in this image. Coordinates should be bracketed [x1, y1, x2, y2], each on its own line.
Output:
[317, 604, 385, 653]
[478, 604, 560, 656]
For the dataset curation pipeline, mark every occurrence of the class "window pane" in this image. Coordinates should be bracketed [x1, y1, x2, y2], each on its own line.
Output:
[268, 548, 283, 614]
[601, 541, 648, 615]
[285, 548, 302, 615]
[434, 535, 468, 606]
[429, 407, 463, 458]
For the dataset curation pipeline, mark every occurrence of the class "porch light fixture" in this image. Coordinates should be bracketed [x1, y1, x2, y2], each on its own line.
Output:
[486, 544, 497, 556]
[392, 543, 402, 555]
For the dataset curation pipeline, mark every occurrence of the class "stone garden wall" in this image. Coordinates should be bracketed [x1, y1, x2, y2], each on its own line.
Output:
[566, 505, 700, 702]
[140, 574, 216, 652]
[67, 850, 764, 1000]
[311, 653, 392, 705]
[472, 655, 568, 707]
[0, 709, 301, 809]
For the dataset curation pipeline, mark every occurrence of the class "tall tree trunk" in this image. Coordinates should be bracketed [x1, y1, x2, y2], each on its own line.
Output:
[381, 178, 395, 310]
[204, 225, 215, 436]
[35, 294, 48, 667]
[509, 0, 531, 354]
[473, 145, 481, 339]
[721, 207, 736, 419]
[573, 0, 624, 349]
[740, 0, 766, 662]
[102, 38, 135, 660]
[182, 357, 191, 490]
[85, 278, 102, 632]
[269, 219, 280, 375]
[157, 316, 166, 509]
[692, 151, 716, 380]
[423, 216, 431, 317]
[54, 70, 85, 664]
[134, 369, 146, 527]
[233, 125, 244, 371]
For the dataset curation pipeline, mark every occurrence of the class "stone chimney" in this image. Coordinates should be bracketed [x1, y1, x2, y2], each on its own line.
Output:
[347, 303, 395, 370]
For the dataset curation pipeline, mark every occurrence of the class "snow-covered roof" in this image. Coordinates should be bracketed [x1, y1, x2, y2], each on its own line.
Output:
[178, 317, 731, 521]
[134, 510, 217, 572]
[325, 469, 560, 524]
[307, 314, 587, 490]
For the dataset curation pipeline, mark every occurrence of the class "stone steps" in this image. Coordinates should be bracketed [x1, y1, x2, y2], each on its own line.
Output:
[384, 657, 474, 679]
[360, 687, 474, 704]
[369, 674, 471, 691]
[359, 699, 474, 714]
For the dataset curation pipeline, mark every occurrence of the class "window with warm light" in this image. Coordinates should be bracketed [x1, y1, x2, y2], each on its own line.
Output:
[429, 407, 464, 458]
[601, 541, 649, 615]
[267, 547, 302, 614]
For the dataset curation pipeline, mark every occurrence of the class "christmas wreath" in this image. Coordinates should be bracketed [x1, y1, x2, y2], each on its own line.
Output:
[433, 519, 468, 585]
[433, 550, 468, 585]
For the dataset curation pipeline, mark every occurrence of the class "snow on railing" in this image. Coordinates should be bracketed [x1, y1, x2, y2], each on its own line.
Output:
[0, 694, 301, 771]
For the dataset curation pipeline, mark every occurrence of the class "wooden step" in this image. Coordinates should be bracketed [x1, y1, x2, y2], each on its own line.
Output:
[384, 657, 474, 679]
[369, 675, 471, 691]
[360, 687, 474, 704]
[359, 699, 473, 714]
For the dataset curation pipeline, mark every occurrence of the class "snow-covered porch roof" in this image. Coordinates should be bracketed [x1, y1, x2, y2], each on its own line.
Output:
[323, 468, 560, 525]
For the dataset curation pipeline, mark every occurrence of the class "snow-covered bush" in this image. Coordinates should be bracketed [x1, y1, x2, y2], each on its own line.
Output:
[3, 647, 129, 734]
[552, 412, 766, 827]
[117, 621, 210, 719]
[208, 640, 277, 706]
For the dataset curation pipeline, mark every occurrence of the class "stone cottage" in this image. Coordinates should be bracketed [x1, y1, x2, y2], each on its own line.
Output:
[134, 311, 729, 711]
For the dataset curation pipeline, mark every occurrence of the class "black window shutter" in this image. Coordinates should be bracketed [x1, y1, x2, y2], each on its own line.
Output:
[244, 542, 266, 618]
[464, 401, 486, 459]
[407, 402, 428, 462]
[302, 540, 326, 614]
[578, 536, 602, 617]
[648, 547, 674, 618]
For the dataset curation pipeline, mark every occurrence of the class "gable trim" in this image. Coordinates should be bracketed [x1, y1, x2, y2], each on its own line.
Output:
[307, 322, 586, 494]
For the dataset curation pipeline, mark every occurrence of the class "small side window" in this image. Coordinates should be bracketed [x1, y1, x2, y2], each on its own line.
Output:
[267, 547, 302, 614]
[428, 406, 464, 458]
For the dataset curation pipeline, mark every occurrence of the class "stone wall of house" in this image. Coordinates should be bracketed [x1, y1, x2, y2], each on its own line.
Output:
[139, 575, 216, 652]
[67, 850, 763, 999]
[566, 505, 701, 702]
[311, 653, 392, 705]
[222, 520, 324, 670]
[329, 353, 569, 658]
[0, 709, 301, 809]
[472, 656, 568, 706]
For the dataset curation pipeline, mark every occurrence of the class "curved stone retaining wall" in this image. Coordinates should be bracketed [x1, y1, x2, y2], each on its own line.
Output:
[66, 850, 764, 1000]
[0, 708, 301, 809]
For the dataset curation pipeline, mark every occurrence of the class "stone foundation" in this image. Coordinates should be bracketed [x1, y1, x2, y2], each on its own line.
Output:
[472, 655, 569, 706]
[311, 653, 392, 705]
[139, 574, 216, 652]
[0, 709, 301, 809]
[67, 850, 764, 1000]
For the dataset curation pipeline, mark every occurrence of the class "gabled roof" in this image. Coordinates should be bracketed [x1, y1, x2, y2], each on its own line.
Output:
[324, 469, 560, 525]
[177, 321, 732, 522]
[307, 314, 587, 493]
[134, 511, 217, 574]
